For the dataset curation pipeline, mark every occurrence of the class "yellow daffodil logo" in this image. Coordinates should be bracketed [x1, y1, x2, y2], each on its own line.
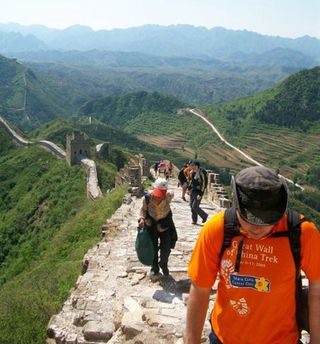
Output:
[255, 277, 270, 292]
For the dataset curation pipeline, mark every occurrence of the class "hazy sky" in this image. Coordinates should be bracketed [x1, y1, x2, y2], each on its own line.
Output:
[0, 0, 319, 38]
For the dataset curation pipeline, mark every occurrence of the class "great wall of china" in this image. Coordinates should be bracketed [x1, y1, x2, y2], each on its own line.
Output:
[46, 168, 232, 344]
[0, 116, 101, 200]
[0, 115, 235, 343]
[1, 114, 309, 344]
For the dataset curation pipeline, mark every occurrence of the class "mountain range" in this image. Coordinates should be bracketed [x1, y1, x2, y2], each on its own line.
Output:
[0, 23, 319, 63]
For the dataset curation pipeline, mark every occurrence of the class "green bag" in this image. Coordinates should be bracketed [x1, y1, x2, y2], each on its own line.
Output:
[135, 227, 155, 266]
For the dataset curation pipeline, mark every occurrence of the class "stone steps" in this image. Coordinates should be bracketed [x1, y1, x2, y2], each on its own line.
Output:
[47, 177, 221, 343]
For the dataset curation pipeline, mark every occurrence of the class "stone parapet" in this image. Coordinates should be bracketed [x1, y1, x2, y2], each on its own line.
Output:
[206, 172, 232, 208]
[115, 154, 151, 196]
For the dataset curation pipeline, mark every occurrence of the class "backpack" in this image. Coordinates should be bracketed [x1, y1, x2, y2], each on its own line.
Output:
[220, 207, 309, 334]
[190, 168, 208, 194]
[200, 168, 208, 191]
[178, 168, 187, 184]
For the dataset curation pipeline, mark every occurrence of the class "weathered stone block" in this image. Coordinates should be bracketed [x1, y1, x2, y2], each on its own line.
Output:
[83, 320, 114, 341]
[121, 322, 144, 340]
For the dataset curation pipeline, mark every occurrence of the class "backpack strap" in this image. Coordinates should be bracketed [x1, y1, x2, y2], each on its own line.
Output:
[220, 207, 241, 260]
[287, 209, 303, 273]
[287, 209, 308, 332]
[199, 168, 208, 194]
[144, 193, 151, 204]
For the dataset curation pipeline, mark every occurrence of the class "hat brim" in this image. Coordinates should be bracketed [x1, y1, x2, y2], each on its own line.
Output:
[239, 204, 286, 226]
[153, 188, 167, 197]
[232, 177, 288, 226]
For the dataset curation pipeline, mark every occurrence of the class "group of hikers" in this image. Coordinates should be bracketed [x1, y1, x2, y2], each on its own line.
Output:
[153, 159, 174, 180]
[137, 163, 320, 344]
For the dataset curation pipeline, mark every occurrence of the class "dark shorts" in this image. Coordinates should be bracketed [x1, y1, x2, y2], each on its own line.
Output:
[209, 332, 222, 344]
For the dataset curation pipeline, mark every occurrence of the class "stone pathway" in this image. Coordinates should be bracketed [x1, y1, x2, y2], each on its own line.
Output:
[47, 177, 221, 343]
[47, 176, 310, 344]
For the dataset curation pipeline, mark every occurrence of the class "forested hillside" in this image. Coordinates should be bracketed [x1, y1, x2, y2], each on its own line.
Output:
[0, 54, 67, 130]
[78, 68, 320, 210]
[253, 67, 320, 128]
[0, 127, 127, 343]
[79, 91, 186, 126]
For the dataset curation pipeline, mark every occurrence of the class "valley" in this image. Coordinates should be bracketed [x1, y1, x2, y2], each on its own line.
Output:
[0, 22, 319, 344]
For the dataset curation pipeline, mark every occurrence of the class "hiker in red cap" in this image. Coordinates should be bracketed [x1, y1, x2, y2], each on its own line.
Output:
[138, 178, 177, 276]
[185, 166, 320, 344]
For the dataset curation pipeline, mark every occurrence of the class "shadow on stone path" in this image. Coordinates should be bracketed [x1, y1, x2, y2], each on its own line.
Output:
[47, 177, 221, 343]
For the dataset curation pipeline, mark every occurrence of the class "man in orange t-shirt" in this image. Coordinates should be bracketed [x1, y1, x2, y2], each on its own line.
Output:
[185, 166, 320, 344]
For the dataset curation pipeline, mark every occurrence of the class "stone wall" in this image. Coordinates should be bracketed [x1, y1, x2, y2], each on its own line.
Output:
[0, 117, 103, 199]
[81, 158, 102, 200]
[115, 154, 151, 196]
[66, 131, 91, 166]
[206, 172, 232, 208]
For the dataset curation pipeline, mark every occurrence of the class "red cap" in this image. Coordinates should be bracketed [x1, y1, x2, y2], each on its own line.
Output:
[153, 188, 167, 197]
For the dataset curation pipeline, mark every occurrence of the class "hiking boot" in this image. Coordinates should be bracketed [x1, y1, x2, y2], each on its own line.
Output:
[182, 196, 187, 201]
[202, 215, 208, 223]
[192, 222, 197, 225]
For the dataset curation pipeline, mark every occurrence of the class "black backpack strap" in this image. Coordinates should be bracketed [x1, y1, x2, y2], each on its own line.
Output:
[287, 209, 303, 273]
[287, 209, 308, 332]
[144, 193, 151, 204]
[220, 207, 241, 260]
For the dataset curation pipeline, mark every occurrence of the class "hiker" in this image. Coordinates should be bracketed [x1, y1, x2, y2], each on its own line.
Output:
[185, 166, 320, 344]
[187, 160, 208, 224]
[153, 160, 159, 176]
[178, 164, 188, 201]
[138, 178, 177, 276]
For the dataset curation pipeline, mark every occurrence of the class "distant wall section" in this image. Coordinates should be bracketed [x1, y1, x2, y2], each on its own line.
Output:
[66, 131, 91, 166]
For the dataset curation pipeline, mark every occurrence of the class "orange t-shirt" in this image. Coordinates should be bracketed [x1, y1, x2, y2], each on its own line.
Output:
[188, 210, 320, 344]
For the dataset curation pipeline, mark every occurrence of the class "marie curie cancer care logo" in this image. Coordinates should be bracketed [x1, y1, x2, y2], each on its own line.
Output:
[230, 274, 270, 292]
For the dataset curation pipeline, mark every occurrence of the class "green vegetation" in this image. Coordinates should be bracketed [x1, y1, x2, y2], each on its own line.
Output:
[0, 147, 85, 271]
[0, 55, 26, 115]
[0, 126, 16, 154]
[29, 61, 294, 111]
[79, 91, 186, 127]
[0, 55, 67, 131]
[0, 186, 126, 344]
[254, 67, 320, 129]
[0, 133, 126, 343]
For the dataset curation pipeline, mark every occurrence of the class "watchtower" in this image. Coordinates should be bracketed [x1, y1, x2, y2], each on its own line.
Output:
[66, 131, 91, 166]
